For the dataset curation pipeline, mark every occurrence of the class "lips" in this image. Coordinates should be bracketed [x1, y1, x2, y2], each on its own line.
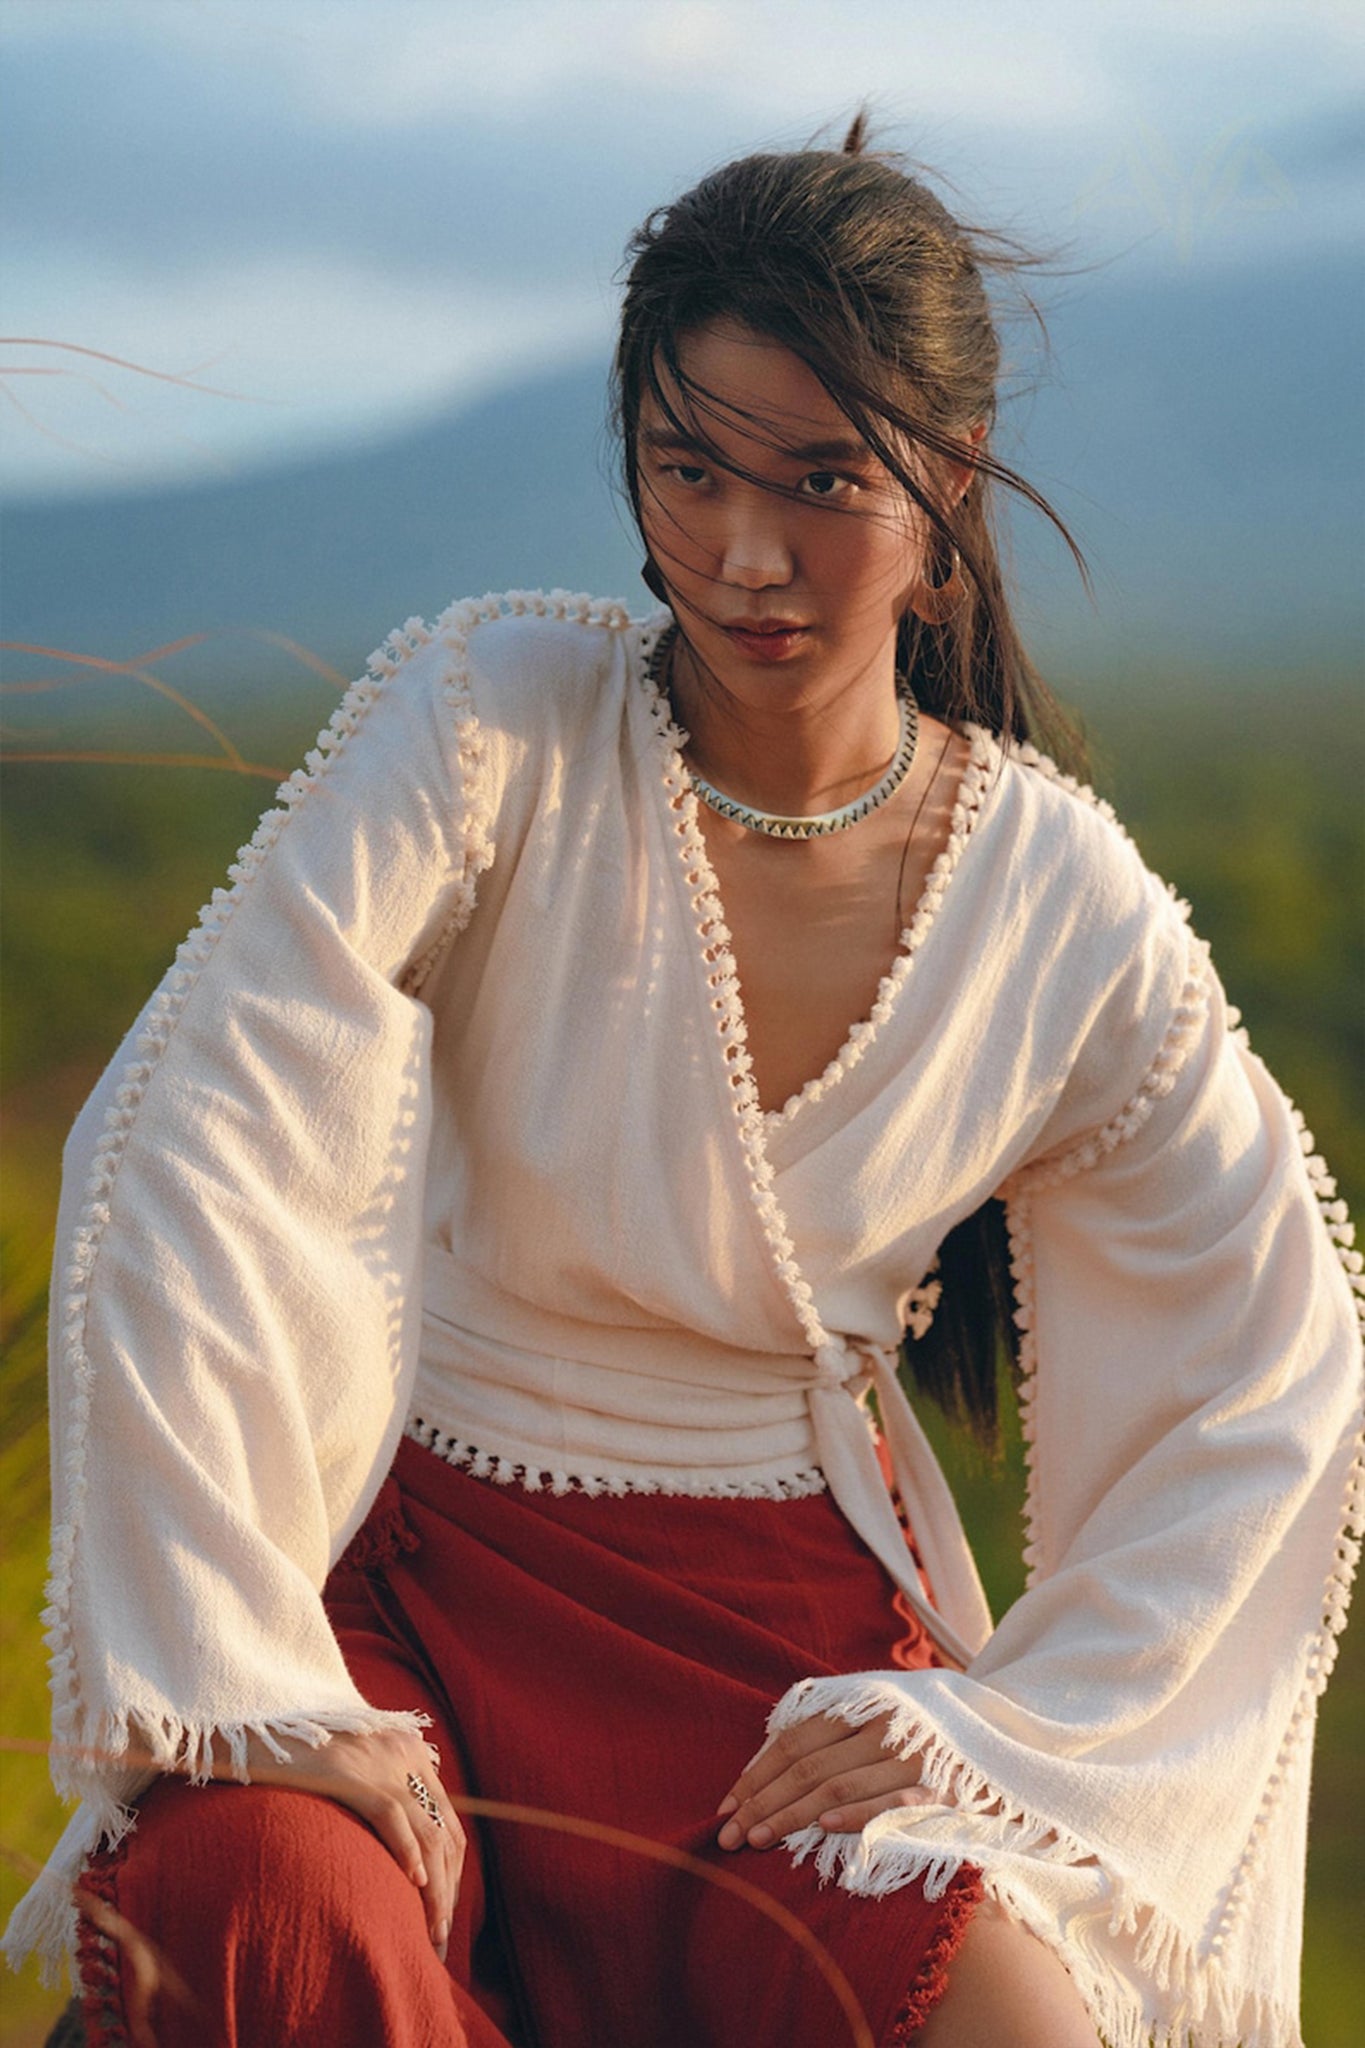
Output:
[722, 619, 812, 661]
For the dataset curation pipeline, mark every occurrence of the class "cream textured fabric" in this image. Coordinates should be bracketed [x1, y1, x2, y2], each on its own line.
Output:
[5, 593, 1362, 2048]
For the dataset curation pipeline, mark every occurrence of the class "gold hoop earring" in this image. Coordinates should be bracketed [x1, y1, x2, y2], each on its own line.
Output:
[910, 545, 964, 626]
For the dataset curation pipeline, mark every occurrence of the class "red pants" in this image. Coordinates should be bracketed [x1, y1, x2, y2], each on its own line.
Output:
[78, 1438, 981, 2046]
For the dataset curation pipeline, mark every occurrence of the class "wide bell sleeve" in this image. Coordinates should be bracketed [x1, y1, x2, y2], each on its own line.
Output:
[4, 602, 498, 1979]
[765, 961, 1363, 2048]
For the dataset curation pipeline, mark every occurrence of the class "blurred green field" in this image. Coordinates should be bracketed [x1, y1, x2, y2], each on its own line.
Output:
[1, 659, 1361, 2045]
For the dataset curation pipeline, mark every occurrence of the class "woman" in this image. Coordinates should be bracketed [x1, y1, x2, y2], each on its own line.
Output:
[6, 122, 1362, 2048]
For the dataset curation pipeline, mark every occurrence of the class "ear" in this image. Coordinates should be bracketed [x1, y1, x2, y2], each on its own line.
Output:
[944, 421, 988, 509]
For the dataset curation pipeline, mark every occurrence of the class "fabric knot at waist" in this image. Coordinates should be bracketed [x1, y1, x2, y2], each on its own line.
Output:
[803, 1331, 989, 1671]
[413, 1243, 990, 1667]
[811, 1336, 875, 1391]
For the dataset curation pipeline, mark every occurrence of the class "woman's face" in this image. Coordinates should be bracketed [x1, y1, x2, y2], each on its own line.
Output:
[635, 318, 927, 709]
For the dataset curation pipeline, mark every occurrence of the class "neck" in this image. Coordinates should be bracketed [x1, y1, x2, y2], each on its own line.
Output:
[666, 633, 904, 817]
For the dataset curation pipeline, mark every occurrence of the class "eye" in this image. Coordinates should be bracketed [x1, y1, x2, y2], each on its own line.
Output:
[666, 463, 708, 487]
[800, 471, 852, 499]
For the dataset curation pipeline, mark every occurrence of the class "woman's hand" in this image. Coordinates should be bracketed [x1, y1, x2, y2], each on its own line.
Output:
[716, 1708, 934, 1850]
[238, 1725, 465, 1958]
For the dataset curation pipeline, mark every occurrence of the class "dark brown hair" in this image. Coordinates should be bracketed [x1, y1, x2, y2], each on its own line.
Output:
[612, 117, 1090, 1443]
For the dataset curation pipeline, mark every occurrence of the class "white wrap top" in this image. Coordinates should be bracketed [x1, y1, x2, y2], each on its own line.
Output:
[7, 593, 1361, 2048]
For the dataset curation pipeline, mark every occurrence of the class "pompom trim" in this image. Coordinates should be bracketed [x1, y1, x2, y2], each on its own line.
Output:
[1012, 929, 1211, 1196]
[405, 1416, 829, 1500]
[1002, 931, 1213, 1581]
[761, 727, 996, 1129]
[634, 648, 999, 1363]
[401, 589, 632, 994]
[41, 608, 453, 1823]
[20, 588, 635, 1984]
[637, 646, 830, 1356]
[1001, 1013, 1365, 1966]
[1207, 1096, 1364, 1958]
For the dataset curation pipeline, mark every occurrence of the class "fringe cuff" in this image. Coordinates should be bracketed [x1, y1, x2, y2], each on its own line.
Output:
[766, 1674, 1304, 2048]
[2, 1704, 430, 1985]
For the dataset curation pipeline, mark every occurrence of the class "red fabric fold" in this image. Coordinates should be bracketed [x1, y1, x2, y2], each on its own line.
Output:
[373, 1437, 981, 2045]
[78, 1438, 982, 2045]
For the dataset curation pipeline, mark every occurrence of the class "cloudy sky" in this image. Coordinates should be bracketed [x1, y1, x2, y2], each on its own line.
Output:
[2, 0, 1362, 500]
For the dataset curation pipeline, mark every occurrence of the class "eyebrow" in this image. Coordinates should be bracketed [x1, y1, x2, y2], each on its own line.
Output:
[639, 424, 875, 466]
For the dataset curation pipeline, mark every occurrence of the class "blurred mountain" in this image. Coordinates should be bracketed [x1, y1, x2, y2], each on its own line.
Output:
[2, 244, 1361, 694]
[0, 358, 643, 694]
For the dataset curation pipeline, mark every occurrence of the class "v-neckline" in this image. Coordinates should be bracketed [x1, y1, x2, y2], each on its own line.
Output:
[636, 622, 997, 1134]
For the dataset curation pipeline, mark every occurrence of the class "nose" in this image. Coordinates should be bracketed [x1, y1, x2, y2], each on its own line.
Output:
[717, 495, 794, 591]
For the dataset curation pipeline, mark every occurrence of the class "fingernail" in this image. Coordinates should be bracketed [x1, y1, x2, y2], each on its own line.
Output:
[748, 1823, 773, 1848]
[414, 1864, 428, 1888]
[717, 1820, 742, 1850]
[434, 1921, 449, 1960]
[715, 1794, 738, 1817]
[819, 1811, 845, 1831]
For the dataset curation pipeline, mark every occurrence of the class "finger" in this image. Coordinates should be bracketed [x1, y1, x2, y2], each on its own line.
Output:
[746, 1755, 919, 1847]
[435, 1821, 466, 1959]
[816, 1785, 939, 1834]
[745, 1726, 893, 1821]
[425, 1783, 469, 1909]
[720, 1733, 916, 1849]
[446, 1810, 467, 1901]
[719, 1712, 858, 1812]
[431, 1812, 470, 1959]
[410, 1787, 463, 1954]
[366, 1787, 431, 1890]
[418, 1813, 447, 1942]
[718, 1728, 881, 1845]
[423, 1819, 455, 1956]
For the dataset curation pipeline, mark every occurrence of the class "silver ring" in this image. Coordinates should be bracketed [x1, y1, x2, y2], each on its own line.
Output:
[406, 1771, 446, 1830]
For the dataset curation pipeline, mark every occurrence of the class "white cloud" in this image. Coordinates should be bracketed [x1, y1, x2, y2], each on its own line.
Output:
[2, 0, 1359, 496]
[289, 2, 1109, 133]
[0, 253, 613, 499]
[8, 0, 1360, 132]
[24, 0, 1107, 131]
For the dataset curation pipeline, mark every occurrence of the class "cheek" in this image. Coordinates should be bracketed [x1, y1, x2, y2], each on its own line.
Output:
[815, 515, 922, 601]
[640, 495, 716, 579]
